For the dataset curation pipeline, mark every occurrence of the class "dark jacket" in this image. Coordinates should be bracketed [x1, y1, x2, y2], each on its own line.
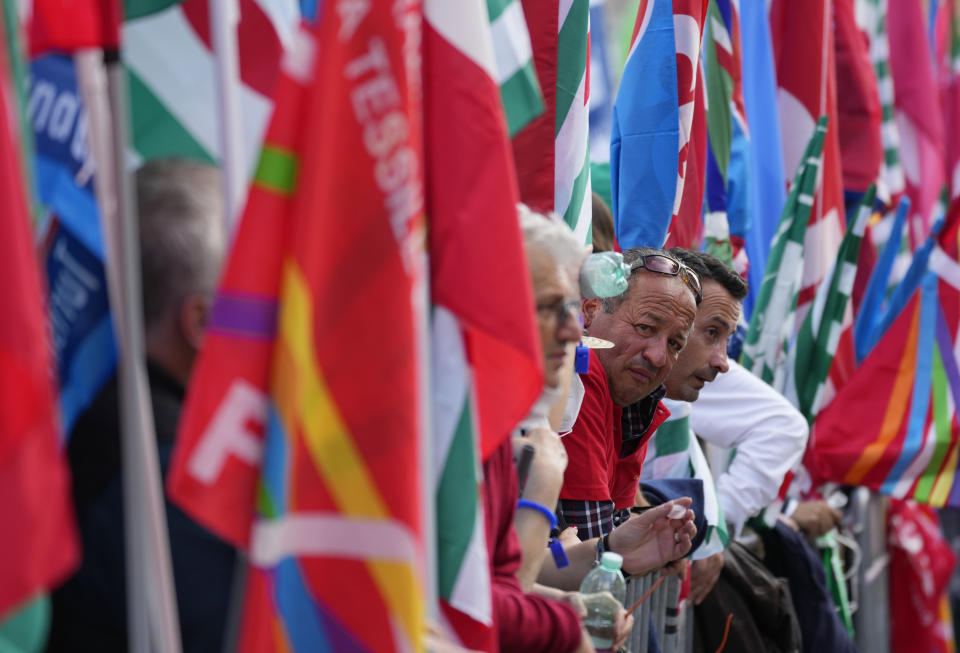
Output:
[47, 363, 236, 653]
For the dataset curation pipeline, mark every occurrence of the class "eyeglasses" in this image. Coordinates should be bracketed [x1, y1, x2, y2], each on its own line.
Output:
[536, 299, 581, 326]
[629, 254, 703, 304]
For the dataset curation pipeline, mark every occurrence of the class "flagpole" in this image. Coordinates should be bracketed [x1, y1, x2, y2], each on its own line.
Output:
[75, 48, 183, 653]
[209, 0, 246, 233]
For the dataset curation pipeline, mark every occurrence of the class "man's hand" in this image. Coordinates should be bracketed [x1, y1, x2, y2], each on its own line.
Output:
[789, 500, 842, 537]
[515, 427, 568, 500]
[688, 553, 723, 605]
[573, 628, 597, 653]
[607, 499, 696, 576]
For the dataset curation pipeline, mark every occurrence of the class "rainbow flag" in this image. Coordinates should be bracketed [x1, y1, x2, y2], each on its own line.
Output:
[810, 200, 960, 508]
[167, 6, 427, 651]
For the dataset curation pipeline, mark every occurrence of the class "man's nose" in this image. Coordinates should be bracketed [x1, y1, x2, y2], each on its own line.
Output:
[711, 345, 730, 374]
[557, 310, 583, 344]
[643, 337, 668, 369]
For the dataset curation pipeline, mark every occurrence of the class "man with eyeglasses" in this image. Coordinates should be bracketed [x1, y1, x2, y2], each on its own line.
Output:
[555, 247, 702, 541]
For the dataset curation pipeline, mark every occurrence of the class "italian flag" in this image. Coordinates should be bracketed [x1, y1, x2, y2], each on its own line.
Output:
[425, 0, 543, 646]
[123, 0, 295, 171]
[741, 117, 828, 388]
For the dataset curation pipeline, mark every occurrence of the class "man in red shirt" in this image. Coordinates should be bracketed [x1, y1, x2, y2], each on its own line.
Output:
[558, 248, 701, 539]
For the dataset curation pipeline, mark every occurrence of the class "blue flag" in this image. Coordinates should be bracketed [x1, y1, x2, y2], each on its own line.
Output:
[30, 55, 116, 437]
[610, 0, 678, 249]
[740, 0, 785, 319]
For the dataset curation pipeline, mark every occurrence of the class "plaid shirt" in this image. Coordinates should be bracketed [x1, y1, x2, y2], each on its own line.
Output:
[556, 500, 630, 540]
[557, 385, 667, 538]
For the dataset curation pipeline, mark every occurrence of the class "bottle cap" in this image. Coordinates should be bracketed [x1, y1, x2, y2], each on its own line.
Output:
[600, 551, 623, 570]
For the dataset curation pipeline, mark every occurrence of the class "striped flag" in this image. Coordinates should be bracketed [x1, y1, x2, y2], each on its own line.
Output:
[857, 0, 906, 203]
[123, 0, 295, 170]
[785, 185, 877, 422]
[486, 0, 544, 137]
[810, 199, 960, 508]
[168, 8, 428, 651]
[937, 0, 960, 199]
[424, 0, 542, 646]
[703, 0, 749, 272]
[770, 0, 846, 325]
[511, 0, 592, 244]
[740, 117, 828, 387]
[642, 400, 728, 560]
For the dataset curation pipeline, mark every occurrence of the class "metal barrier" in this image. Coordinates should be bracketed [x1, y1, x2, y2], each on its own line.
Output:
[623, 574, 691, 653]
[615, 489, 892, 652]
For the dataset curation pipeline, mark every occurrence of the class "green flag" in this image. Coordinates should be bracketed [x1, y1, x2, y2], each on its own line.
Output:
[740, 116, 829, 386]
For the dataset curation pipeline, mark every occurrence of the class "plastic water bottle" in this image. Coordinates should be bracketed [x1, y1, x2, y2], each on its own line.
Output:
[579, 551, 626, 650]
[580, 252, 630, 299]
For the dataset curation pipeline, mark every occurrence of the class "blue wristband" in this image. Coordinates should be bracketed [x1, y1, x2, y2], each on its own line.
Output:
[517, 499, 559, 530]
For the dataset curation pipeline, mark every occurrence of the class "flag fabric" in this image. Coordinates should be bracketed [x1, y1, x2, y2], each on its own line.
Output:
[666, 63, 706, 250]
[486, 0, 544, 137]
[741, 0, 785, 320]
[809, 200, 960, 507]
[642, 400, 728, 561]
[123, 0, 294, 171]
[0, 16, 78, 617]
[740, 117, 828, 387]
[785, 185, 877, 422]
[937, 0, 960, 200]
[424, 0, 542, 645]
[702, 0, 749, 273]
[610, 0, 706, 249]
[854, 197, 910, 363]
[889, 0, 947, 248]
[511, 0, 592, 244]
[28, 1, 294, 435]
[167, 7, 427, 651]
[588, 0, 614, 163]
[888, 500, 957, 653]
[856, 0, 906, 204]
[770, 0, 846, 325]
[29, 0, 120, 53]
[833, 0, 883, 195]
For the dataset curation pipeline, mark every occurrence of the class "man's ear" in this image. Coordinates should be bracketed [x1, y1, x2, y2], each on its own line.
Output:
[179, 294, 210, 352]
[582, 298, 603, 328]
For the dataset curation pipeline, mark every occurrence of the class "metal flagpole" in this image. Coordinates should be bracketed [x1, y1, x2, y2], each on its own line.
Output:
[74, 47, 183, 653]
[209, 0, 246, 233]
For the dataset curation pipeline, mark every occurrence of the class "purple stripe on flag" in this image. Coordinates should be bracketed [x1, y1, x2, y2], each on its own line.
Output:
[935, 305, 960, 507]
[208, 292, 278, 340]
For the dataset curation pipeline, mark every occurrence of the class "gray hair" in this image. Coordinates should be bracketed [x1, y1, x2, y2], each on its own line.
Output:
[137, 159, 225, 328]
[600, 246, 663, 312]
[517, 203, 586, 271]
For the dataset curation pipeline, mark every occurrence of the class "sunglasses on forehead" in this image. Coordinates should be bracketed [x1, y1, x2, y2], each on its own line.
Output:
[628, 254, 703, 304]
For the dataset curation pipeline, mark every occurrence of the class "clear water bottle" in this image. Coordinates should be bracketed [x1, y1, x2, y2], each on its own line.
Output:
[580, 252, 630, 299]
[579, 551, 626, 650]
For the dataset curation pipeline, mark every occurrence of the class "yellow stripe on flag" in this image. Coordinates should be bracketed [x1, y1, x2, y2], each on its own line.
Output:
[273, 259, 424, 649]
[844, 304, 921, 485]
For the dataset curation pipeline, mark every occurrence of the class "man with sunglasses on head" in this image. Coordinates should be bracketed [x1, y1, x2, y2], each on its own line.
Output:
[555, 247, 702, 541]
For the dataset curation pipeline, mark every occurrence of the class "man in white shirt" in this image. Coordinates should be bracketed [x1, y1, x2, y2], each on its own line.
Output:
[649, 249, 808, 603]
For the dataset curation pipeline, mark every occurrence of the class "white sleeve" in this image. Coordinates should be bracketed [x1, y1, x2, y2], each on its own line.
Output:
[689, 359, 809, 533]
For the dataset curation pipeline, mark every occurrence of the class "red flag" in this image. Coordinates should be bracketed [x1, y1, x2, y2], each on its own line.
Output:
[29, 0, 120, 53]
[666, 64, 706, 249]
[511, 0, 558, 215]
[770, 0, 846, 320]
[834, 0, 882, 193]
[0, 20, 78, 616]
[937, 0, 960, 201]
[425, 4, 542, 461]
[889, 500, 956, 653]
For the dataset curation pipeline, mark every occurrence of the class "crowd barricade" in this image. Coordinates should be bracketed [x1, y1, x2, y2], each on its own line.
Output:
[617, 489, 891, 652]
[623, 574, 691, 653]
